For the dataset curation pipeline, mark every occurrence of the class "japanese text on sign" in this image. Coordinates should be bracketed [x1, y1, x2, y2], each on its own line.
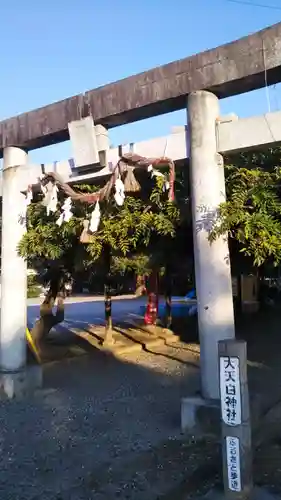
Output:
[226, 436, 241, 492]
[220, 356, 241, 426]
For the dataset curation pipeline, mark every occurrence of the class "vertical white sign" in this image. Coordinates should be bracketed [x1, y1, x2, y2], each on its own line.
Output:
[68, 117, 100, 168]
[220, 356, 242, 426]
[226, 436, 242, 492]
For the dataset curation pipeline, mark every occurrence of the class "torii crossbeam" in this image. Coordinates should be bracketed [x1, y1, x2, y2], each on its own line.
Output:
[0, 22, 281, 156]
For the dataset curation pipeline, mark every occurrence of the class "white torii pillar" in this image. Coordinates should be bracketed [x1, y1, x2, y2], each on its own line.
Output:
[0, 147, 41, 397]
[188, 91, 235, 400]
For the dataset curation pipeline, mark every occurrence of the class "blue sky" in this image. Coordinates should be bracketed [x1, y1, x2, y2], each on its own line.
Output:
[1, 0, 281, 164]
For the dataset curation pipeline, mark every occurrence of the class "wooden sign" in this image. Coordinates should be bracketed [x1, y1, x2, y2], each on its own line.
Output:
[219, 340, 253, 500]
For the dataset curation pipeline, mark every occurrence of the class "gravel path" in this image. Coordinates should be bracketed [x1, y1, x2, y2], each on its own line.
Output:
[0, 343, 200, 500]
[2, 308, 281, 499]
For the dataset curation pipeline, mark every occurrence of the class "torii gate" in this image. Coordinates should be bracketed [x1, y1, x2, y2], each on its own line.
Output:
[1, 22, 281, 403]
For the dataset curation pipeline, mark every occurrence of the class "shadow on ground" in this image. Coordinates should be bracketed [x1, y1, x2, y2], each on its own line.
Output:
[6, 305, 281, 499]
[1, 329, 203, 500]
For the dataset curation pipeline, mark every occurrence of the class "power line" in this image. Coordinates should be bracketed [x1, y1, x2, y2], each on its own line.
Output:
[226, 0, 281, 10]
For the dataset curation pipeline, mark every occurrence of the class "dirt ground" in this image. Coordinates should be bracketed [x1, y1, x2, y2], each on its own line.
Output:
[2, 307, 281, 499]
[174, 308, 281, 499]
[1, 339, 203, 499]
[241, 309, 281, 498]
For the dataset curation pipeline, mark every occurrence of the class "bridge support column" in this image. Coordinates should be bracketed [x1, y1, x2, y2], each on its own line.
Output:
[187, 91, 235, 400]
[0, 147, 41, 398]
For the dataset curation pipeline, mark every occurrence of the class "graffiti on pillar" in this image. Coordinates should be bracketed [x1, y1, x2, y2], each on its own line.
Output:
[195, 204, 220, 234]
[195, 203, 230, 264]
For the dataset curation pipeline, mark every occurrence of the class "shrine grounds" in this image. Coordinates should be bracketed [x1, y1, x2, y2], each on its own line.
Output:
[1, 300, 281, 499]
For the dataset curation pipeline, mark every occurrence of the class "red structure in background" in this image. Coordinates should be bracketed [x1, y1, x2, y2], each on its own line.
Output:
[144, 272, 159, 325]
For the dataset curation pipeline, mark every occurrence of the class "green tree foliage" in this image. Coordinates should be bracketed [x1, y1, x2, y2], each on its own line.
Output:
[86, 178, 180, 262]
[112, 166, 192, 274]
[19, 177, 179, 276]
[19, 146, 281, 343]
[210, 148, 281, 268]
[27, 273, 42, 298]
[18, 173, 180, 344]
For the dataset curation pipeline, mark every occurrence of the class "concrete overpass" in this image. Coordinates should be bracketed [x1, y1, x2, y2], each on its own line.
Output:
[0, 109, 280, 194]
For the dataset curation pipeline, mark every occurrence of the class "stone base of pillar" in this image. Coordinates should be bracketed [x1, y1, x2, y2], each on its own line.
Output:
[0, 366, 42, 399]
[181, 395, 221, 436]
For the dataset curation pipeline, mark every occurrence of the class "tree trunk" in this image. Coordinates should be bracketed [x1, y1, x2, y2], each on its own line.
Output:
[30, 275, 65, 350]
[164, 262, 172, 329]
[135, 274, 146, 296]
[104, 246, 114, 345]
